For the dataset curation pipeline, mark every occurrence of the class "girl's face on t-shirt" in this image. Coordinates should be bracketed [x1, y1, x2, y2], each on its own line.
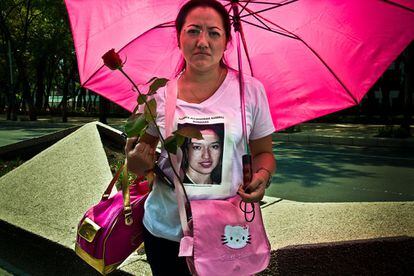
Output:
[187, 129, 221, 175]
[179, 7, 227, 72]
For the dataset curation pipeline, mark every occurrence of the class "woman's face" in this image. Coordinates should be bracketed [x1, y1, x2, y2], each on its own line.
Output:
[179, 7, 227, 72]
[188, 129, 221, 175]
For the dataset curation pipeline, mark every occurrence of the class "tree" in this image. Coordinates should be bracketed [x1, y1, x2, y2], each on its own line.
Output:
[0, 0, 77, 121]
[401, 42, 413, 134]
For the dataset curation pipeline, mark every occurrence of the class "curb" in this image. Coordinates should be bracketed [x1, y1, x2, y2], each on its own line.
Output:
[273, 133, 414, 148]
[0, 126, 81, 160]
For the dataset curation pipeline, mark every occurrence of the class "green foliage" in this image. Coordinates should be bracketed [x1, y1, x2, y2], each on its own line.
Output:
[144, 98, 157, 123]
[174, 126, 204, 140]
[109, 71, 204, 155]
[149, 78, 169, 95]
[125, 113, 148, 137]
[137, 95, 147, 105]
[164, 135, 178, 154]
[0, 0, 77, 114]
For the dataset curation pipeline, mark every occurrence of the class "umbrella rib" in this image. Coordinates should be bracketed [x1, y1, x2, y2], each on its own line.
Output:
[240, 18, 298, 39]
[238, 1, 249, 16]
[238, 0, 299, 19]
[237, 0, 297, 7]
[382, 0, 414, 13]
[242, 5, 358, 104]
[239, 23, 255, 76]
[301, 40, 358, 104]
[239, 3, 293, 37]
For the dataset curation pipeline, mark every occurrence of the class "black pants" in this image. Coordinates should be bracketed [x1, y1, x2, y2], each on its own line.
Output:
[143, 226, 191, 276]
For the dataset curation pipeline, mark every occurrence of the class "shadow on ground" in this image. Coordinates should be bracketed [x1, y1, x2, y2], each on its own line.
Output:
[0, 221, 131, 276]
[259, 236, 414, 275]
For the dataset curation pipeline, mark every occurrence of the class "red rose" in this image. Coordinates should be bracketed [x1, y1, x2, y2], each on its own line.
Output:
[102, 49, 123, 70]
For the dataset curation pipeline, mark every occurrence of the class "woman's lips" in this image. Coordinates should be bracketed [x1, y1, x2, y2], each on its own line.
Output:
[194, 52, 210, 56]
[200, 161, 212, 168]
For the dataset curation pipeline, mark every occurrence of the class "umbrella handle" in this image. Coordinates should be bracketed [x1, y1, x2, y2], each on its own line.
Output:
[241, 154, 255, 223]
[242, 154, 252, 189]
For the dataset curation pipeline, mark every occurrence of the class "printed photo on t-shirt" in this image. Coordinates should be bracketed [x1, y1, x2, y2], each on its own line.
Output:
[178, 123, 225, 186]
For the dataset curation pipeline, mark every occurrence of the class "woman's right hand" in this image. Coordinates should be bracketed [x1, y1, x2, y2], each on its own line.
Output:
[125, 136, 156, 176]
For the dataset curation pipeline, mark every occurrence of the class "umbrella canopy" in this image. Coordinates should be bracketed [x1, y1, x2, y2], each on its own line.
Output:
[65, 0, 414, 131]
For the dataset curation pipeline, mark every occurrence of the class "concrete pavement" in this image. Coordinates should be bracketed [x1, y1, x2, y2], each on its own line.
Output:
[0, 119, 413, 274]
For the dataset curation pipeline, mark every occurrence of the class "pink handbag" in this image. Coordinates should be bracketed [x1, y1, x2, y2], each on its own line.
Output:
[178, 196, 271, 276]
[75, 162, 149, 275]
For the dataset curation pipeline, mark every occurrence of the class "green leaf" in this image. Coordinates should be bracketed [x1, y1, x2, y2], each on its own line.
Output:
[145, 77, 158, 84]
[164, 136, 177, 154]
[175, 133, 186, 148]
[149, 78, 169, 95]
[137, 94, 147, 105]
[174, 126, 203, 140]
[144, 98, 157, 123]
[140, 124, 149, 137]
[125, 113, 148, 137]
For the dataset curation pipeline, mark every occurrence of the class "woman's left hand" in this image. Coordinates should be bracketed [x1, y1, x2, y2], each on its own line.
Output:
[237, 171, 268, 203]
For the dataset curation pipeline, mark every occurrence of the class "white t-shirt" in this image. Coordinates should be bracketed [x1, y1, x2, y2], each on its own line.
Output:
[143, 69, 275, 241]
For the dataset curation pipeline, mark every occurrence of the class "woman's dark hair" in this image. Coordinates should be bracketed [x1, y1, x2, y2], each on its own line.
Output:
[180, 124, 224, 184]
[175, 0, 232, 73]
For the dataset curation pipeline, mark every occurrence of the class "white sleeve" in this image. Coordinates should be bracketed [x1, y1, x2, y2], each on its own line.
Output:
[249, 80, 275, 140]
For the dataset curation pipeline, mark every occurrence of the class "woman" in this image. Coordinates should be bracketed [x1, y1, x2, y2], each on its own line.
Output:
[125, 0, 276, 275]
[181, 126, 224, 185]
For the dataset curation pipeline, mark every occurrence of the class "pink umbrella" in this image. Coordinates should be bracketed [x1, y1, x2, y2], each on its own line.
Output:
[64, 0, 414, 131]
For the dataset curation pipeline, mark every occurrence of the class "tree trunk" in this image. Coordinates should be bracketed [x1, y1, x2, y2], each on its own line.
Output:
[77, 87, 85, 109]
[16, 61, 37, 120]
[99, 95, 109, 124]
[6, 88, 18, 121]
[62, 58, 76, 123]
[35, 55, 47, 112]
[380, 81, 392, 124]
[401, 42, 414, 133]
[87, 89, 93, 112]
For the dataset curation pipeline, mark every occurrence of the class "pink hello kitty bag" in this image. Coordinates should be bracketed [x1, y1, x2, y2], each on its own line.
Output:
[178, 196, 271, 276]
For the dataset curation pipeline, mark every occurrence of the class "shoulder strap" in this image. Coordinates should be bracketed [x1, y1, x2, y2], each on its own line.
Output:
[164, 79, 190, 235]
[165, 79, 177, 138]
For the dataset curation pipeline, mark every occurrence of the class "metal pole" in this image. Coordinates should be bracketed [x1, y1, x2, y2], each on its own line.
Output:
[231, 1, 253, 194]
[231, 1, 249, 154]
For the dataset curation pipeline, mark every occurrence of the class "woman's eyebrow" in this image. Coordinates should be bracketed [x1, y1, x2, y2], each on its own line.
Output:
[208, 26, 222, 30]
[186, 24, 222, 30]
[186, 24, 201, 28]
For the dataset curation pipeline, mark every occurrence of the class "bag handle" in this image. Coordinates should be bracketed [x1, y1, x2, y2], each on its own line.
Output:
[101, 163, 124, 200]
[100, 159, 134, 226]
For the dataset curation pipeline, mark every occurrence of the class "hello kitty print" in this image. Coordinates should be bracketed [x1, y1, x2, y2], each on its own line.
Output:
[221, 225, 251, 249]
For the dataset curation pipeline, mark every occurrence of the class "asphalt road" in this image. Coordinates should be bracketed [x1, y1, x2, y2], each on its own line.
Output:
[0, 125, 66, 147]
[1, 126, 414, 203]
[267, 142, 414, 202]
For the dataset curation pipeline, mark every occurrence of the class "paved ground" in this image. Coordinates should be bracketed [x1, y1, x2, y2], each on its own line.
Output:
[270, 143, 414, 201]
[0, 116, 413, 275]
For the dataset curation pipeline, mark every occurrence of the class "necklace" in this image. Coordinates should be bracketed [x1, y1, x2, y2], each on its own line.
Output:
[179, 68, 226, 103]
